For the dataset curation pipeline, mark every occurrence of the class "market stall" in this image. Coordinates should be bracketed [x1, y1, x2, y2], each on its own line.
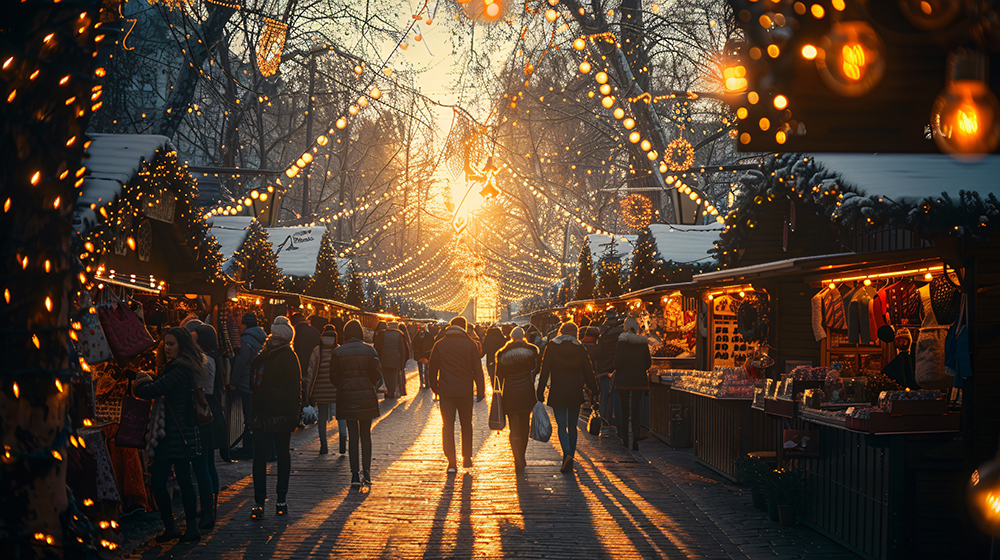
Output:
[70, 134, 224, 527]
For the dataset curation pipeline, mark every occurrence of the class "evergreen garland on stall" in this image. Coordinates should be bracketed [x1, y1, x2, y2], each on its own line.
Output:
[595, 255, 624, 299]
[575, 237, 595, 300]
[306, 231, 346, 302]
[712, 153, 1000, 267]
[240, 225, 281, 291]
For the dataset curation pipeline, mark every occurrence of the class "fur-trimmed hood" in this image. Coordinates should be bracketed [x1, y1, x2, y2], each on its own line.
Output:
[497, 341, 538, 365]
[619, 332, 650, 345]
[550, 334, 582, 346]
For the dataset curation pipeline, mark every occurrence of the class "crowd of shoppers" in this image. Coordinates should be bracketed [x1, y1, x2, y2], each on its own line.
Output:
[131, 305, 653, 541]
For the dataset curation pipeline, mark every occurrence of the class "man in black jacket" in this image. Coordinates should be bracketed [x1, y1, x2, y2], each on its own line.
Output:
[429, 316, 486, 473]
[482, 325, 506, 384]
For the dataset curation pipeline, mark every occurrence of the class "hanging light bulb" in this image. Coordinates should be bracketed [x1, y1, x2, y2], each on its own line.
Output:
[613, 107, 625, 119]
[336, 117, 347, 129]
[573, 38, 586, 51]
[898, 0, 964, 31]
[579, 60, 591, 74]
[815, 21, 886, 97]
[601, 95, 615, 108]
[623, 117, 635, 129]
[931, 49, 1000, 159]
[595, 71, 609, 84]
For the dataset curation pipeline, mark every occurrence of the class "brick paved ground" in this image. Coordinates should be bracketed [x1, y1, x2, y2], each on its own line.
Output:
[123, 364, 859, 559]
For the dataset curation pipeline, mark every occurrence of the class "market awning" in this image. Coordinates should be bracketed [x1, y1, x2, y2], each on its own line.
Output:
[648, 223, 723, 264]
[266, 225, 325, 279]
[809, 153, 1000, 202]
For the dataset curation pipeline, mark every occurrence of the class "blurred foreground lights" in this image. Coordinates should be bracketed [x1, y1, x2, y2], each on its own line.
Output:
[968, 458, 1000, 536]
[931, 50, 1000, 160]
[898, 0, 964, 31]
[816, 21, 886, 97]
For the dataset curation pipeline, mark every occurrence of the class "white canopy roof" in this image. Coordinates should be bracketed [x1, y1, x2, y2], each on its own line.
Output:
[587, 234, 637, 262]
[74, 134, 177, 232]
[207, 216, 256, 275]
[648, 223, 723, 264]
[809, 153, 1000, 202]
[267, 226, 325, 278]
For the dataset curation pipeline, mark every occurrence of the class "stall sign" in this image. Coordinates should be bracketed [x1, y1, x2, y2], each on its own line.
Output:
[144, 188, 176, 223]
[782, 429, 819, 458]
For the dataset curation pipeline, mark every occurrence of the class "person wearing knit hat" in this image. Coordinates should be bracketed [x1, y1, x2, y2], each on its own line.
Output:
[247, 315, 302, 519]
[241, 312, 259, 329]
[270, 316, 295, 342]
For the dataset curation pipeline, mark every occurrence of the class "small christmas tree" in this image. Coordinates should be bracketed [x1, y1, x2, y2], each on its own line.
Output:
[307, 231, 346, 302]
[575, 238, 595, 300]
[596, 256, 623, 298]
[630, 228, 667, 291]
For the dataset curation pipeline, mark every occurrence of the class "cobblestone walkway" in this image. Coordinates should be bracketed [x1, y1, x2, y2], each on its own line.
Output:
[132, 365, 858, 559]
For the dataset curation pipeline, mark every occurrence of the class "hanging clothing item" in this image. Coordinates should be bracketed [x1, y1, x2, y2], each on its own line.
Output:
[847, 285, 876, 344]
[811, 291, 827, 341]
[947, 294, 972, 389]
[930, 275, 962, 326]
[821, 285, 846, 331]
[914, 284, 953, 389]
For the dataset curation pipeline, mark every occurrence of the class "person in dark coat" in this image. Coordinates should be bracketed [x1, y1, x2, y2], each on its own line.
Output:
[305, 325, 346, 455]
[133, 328, 205, 543]
[595, 310, 624, 431]
[380, 322, 411, 399]
[291, 313, 320, 376]
[372, 321, 388, 358]
[329, 320, 383, 487]
[482, 325, 507, 384]
[494, 327, 539, 473]
[248, 316, 301, 519]
[614, 317, 652, 451]
[411, 326, 434, 389]
[536, 322, 599, 473]
[190, 323, 222, 531]
[229, 313, 266, 455]
[429, 316, 486, 473]
[467, 323, 483, 356]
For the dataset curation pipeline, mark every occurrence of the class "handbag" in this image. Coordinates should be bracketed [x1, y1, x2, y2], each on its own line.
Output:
[76, 305, 113, 365]
[529, 401, 551, 442]
[587, 409, 602, 436]
[489, 379, 506, 431]
[194, 386, 213, 425]
[115, 381, 152, 448]
[98, 301, 156, 365]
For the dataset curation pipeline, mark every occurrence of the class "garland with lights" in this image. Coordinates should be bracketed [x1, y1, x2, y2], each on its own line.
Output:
[76, 148, 224, 286]
[711, 153, 1000, 268]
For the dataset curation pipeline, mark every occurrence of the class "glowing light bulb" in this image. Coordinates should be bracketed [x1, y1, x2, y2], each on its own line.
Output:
[336, 117, 347, 129]
[579, 61, 591, 73]
[595, 71, 608, 84]
[601, 95, 615, 108]
[629, 131, 641, 143]
[931, 50, 1000, 159]
[613, 107, 624, 119]
[573, 38, 586, 51]
[801, 44, 818, 60]
[816, 21, 886, 97]
[545, 8, 558, 21]
[623, 118, 635, 129]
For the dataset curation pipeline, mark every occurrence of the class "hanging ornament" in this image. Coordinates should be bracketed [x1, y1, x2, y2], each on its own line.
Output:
[256, 17, 288, 78]
[620, 193, 655, 229]
[665, 138, 695, 171]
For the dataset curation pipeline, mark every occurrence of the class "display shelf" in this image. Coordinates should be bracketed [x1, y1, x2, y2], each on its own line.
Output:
[671, 386, 753, 401]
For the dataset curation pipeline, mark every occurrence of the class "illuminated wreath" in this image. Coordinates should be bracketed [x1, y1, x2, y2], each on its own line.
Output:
[665, 138, 695, 171]
[620, 193, 654, 229]
[256, 17, 288, 78]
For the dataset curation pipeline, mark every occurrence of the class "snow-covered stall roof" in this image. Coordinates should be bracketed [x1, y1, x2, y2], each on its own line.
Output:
[267, 226, 324, 278]
[207, 216, 256, 275]
[587, 234, 637, 262]
[648, 223, 724, 263]
[809, 153, 1000, 202]
[74, 134, 176, 232]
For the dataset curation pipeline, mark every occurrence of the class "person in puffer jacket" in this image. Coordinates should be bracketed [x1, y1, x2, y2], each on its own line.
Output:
[429, 316, 486, 473]
[248, 316, 301, 519]
[494, 327, 539, 473]
[614, 317, 652, 451]
[329, 319, 382, 488]
[380, 322, 411, 399]
[305, 325, 346, 455]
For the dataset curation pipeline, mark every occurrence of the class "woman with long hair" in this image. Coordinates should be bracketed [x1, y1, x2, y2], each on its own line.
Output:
[133, 328, 205, 543]
[494, 327, 539, 473]
[329, 320, 382, 488]
[536, 322, 599, 473]
[248, 316, 301, 519]
[305, 324, 346, 455]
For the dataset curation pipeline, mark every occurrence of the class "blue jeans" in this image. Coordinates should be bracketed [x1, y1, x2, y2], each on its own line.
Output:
[417, 361, 429, 387]
[553, 406, 580, 458]
[318, 403, 347, 449]
[599, 375, 621, 422]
